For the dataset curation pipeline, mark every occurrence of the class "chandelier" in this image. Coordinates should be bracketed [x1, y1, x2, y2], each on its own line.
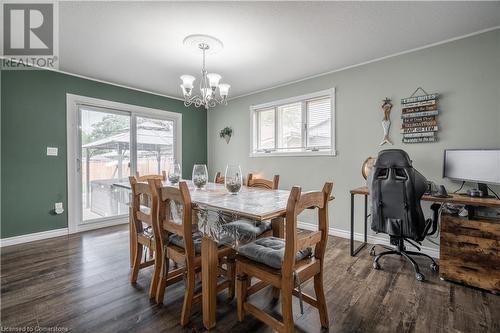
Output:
[180, 35, 230, 110]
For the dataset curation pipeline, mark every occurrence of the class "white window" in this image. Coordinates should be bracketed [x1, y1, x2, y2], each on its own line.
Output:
[250, 88, 335, 157]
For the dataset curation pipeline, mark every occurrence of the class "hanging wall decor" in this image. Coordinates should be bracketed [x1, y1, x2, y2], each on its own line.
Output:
[401, 87, 440, 144]
[379, 98, 393, 146]
[219, 126, 233, 144]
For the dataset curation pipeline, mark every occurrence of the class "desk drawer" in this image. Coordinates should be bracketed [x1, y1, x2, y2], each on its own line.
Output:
[440, 214, 500, 293]
[441, 232, 499, 256]
[439, 254, 500, 292]
[441, 215, 500, 240]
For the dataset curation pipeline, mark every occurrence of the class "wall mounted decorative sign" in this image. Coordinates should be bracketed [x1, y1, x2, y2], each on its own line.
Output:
[379, 98, 393, 146]
[401, 87, 440, 144]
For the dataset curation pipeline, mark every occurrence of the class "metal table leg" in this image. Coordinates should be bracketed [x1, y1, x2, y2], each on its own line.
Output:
[350, 193, 368, 256]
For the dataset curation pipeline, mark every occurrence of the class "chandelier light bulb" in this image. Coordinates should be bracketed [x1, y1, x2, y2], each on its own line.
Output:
[180, 84, 190, 96]
[180, 75, 195, 89]
[218, 83, 230, 97]
[206, 73, 221, 89]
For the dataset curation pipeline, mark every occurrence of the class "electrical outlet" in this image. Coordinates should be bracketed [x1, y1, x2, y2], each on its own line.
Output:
[47, 147, 58, 156]
[55, 202, 64, 214]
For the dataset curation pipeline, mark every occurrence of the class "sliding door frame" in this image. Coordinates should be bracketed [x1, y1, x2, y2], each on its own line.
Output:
[66, 94, 182, 234]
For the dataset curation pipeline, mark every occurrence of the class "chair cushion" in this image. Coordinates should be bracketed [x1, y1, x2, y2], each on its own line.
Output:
[169, 231, 203, 254]
[142, 226, 154, 239]
[237, 237, 312, 269]
[222, 219, 271, 241]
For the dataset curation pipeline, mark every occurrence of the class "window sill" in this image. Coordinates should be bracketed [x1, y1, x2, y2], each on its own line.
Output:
[249, 150, 337, 158]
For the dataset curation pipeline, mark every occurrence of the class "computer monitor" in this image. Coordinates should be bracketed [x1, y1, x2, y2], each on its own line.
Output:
[443, 149, 500, 197]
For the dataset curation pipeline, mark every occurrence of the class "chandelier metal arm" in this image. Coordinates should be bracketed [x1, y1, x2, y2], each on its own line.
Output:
[183, 94, 227, 109]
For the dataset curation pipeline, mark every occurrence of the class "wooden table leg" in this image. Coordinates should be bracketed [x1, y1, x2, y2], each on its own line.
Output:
[271, 216, 284, 238]
[202, 236, 218, 330]
[129, 206, 136, 267]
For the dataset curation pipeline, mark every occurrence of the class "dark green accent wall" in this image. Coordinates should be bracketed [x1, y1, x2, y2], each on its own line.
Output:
[1, 68, 207, 238]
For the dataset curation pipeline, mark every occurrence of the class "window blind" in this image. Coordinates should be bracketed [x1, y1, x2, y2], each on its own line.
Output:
[307, 97, 331, 148]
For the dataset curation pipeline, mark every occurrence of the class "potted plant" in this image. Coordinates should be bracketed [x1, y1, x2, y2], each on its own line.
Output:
[219, 126, 233, 144]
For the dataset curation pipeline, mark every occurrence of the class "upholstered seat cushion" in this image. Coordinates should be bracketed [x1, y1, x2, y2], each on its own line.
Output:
[237, 237, 312, 269]
[222, 219, 271, 241]
[169, 231, 203, 254]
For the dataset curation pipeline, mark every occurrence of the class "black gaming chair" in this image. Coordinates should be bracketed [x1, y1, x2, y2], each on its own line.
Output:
[368, 149, 440, 281]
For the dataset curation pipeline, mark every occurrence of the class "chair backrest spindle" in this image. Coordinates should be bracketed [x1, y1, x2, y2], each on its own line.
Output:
[247, 173, 280, 190]
[283, 183, 333, 274]
[129, 176, 157, 233]
[149, 180, 196, 258]
[136, 171, 167, 182]
[214, 172, 225, 184]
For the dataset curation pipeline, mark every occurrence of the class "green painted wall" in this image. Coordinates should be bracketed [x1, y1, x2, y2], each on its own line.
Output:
[1, 69, 207, 238]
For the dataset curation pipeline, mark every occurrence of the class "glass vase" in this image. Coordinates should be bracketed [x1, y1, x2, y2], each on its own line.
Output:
[168, 163, 181, 184]
[192, 164, 208, 189]
[225, 165, 242, 195]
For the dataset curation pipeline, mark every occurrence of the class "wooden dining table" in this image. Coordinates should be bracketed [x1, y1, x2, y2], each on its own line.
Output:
[114, 181, 291, 329]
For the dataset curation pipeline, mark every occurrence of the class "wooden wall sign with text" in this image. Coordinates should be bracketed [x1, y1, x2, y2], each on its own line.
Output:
[401, 89, 440, 144]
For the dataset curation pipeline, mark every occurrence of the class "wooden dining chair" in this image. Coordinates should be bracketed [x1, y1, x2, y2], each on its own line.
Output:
[136, 170, 166, 181]
[214, 171, 225, 184]
[236, 182, 333, 333]
[149, 179, 236, 326]
[247, 173, 280, 190]
[129, 176, 161, 298]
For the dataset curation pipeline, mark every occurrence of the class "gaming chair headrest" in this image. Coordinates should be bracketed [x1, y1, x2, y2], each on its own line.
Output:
[374, 149, 412, 169]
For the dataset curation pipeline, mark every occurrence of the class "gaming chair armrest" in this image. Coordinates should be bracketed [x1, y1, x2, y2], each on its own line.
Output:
[424, 203, 441, 237]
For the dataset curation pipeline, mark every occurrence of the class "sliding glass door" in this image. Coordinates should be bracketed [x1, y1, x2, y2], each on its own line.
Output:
[80, 108, 131, 222]
[78, 107, 178, 226]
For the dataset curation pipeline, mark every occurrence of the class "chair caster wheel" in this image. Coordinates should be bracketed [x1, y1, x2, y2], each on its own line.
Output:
[369, 248, 376, 256]
[416, 273, 425, 281]
[430, 263, 439, 272]
[373, 262, 381, 270]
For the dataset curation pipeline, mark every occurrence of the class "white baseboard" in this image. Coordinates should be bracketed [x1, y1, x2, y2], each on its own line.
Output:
[0, 218, 129, 248]
[297, 221, 440, 259]
[73, 217, 128, 233]
[0, 228, 69, 248]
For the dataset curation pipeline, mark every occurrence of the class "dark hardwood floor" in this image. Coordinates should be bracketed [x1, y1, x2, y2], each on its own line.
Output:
[1, 225, 498, 333]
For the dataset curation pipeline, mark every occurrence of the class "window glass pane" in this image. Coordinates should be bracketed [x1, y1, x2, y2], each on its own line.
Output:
[81, 109, 130, 221]
[257, 108, 275, 149]
[278, 102, 302, 149]
[136, 117, 175, 176]
[307, 97, 331, 147]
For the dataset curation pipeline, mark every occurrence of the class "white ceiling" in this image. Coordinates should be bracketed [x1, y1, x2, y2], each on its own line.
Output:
[59, 1, 500, 99]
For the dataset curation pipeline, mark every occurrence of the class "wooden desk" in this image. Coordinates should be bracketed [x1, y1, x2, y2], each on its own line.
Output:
[350, 186, 500, 207]
[350, 185, 500, 293]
